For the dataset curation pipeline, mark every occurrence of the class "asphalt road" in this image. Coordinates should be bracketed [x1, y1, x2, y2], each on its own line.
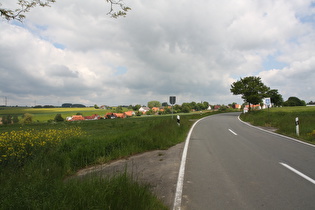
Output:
[180, 112, 315, 210]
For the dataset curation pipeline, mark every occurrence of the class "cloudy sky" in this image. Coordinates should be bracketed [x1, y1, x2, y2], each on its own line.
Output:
[1, 0, 315, 107]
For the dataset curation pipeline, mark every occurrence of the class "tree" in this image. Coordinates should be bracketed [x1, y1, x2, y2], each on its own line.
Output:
[1, 115, 8, 125]
[283, 97, 306, 106]
[147, 101, 161, 108]
[181, 103, 191, 113]
[115, 106, 123, 113]
[267, 89, 283, 107]
[22, 113, 33, 124]
[230, 76, 270, 110]
[132, 104, 141, 111]
[203, 101, 209, 109]
[0, 0, 130, 21]
[54, 113, 64, 122]
[13, 115, 19, 124]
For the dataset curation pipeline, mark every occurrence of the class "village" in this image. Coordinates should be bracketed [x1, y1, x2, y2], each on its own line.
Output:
[65, 100, 272, 122]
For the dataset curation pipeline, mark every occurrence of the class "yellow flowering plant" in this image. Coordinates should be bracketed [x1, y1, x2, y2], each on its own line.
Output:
[0, 127, 85, 165]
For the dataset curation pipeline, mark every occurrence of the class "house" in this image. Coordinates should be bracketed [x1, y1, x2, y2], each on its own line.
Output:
[84, 114, 101, 120]
[214, 105, 221, 110]
[139, 107, 150, 114]
[105, 112, 115, 119]
[99, 105, 108, 109]
[114, 113, 126, 118]
[124, 111, 135, 117]
[67, 115, 85, 121]
[151, 107, 160, 112]
[234, 104, 241, 109]
[245, 104, 261, 109]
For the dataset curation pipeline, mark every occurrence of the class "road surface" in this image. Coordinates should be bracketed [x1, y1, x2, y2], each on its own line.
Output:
[179, 112, 315, 210]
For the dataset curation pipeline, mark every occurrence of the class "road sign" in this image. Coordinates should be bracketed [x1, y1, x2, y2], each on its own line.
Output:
[265, 98, 271, 106]
[170, 96, 176, 105]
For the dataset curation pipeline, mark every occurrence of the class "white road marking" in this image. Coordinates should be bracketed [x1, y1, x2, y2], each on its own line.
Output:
[280, 162, 315, 185]
[229, 129, 238, 135]
[173, 118, 203, 210]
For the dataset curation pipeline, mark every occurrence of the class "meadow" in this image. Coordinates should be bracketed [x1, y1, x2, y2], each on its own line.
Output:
[240, 106, 315, 143]
[0, 107, 114, 123]
[0, 107, 217, 209]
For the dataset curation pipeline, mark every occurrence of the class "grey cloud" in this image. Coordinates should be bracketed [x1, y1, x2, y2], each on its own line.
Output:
[48, 65, 79, 78]
[1, 0, 315, 106]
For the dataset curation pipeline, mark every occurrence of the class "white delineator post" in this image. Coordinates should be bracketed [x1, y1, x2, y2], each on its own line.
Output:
[295, 117, 299, 136]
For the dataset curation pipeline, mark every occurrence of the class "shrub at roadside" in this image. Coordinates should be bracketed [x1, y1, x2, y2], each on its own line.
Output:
[54, 113, 64, 122]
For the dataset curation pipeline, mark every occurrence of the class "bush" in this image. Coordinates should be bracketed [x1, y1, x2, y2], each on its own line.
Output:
[13, 115, 19, 124]
[219, 106, 227, 112]
[54, 114, 64, 122]
[21, 113, 33, 124]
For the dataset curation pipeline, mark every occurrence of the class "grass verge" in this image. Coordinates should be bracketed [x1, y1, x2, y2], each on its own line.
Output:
[240, 106, 315, 144]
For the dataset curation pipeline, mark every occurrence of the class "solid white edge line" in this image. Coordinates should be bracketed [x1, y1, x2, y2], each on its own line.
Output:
[173, 118, 203, 210]
[237, 115, 315, 148]
[280, 162, 315, 185]
[228, 129, 238, 135]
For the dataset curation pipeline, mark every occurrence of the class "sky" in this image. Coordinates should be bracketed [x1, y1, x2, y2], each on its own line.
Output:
[1, 0, 315, 107]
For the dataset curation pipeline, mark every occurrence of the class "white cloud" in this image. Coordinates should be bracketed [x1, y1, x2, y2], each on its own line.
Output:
[1, 0, 315, 106]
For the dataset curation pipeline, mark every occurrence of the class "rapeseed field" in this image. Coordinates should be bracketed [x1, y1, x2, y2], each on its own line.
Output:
[0, 127, 85, 165]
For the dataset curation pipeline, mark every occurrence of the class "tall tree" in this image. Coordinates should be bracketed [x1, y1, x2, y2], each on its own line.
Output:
[267, 89, 283, 107]
[0, 0, 130, 21]
[147, 101, 161, 108]
[230, 76, 270, 109]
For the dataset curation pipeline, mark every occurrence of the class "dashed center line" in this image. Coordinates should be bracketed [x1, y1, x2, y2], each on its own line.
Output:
[280, 162, 315, 185]
[228, 129, 238, 135]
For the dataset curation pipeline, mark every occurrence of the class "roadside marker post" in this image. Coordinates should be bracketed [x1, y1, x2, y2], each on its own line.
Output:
[295, 117, 300, 136]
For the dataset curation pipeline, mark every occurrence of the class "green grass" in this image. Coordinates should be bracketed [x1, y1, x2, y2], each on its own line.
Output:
[0, 107, 121, 122]
[240, 106, 315, 143]
[0, 111, 221, 209]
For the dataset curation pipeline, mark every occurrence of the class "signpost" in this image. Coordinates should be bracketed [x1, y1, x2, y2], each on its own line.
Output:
[265, 97, 271, 122]
[170, 96, 176, 119]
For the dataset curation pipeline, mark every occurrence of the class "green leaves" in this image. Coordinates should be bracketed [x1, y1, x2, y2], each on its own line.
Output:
[106, 0, 131, 18]
[1, 0, 130, 21]
[0, 0, 55, 21]
[230, 76, 274, 106]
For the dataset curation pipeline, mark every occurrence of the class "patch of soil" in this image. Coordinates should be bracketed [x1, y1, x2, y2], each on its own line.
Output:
[76, 142, 185, 209]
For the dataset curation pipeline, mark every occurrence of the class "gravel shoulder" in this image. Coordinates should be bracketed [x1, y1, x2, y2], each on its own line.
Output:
[76, 142, 185, 209]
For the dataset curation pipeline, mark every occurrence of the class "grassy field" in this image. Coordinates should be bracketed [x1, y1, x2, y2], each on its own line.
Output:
[0, 108, 218, 209]
[240, 106, 315, 144]
[0, 107, 119, 122]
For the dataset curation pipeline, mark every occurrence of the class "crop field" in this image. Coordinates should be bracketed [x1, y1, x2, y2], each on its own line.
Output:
[0, 107, 115, 122]
[240, 106, 315, 143]
[0, 107, 219, 209]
